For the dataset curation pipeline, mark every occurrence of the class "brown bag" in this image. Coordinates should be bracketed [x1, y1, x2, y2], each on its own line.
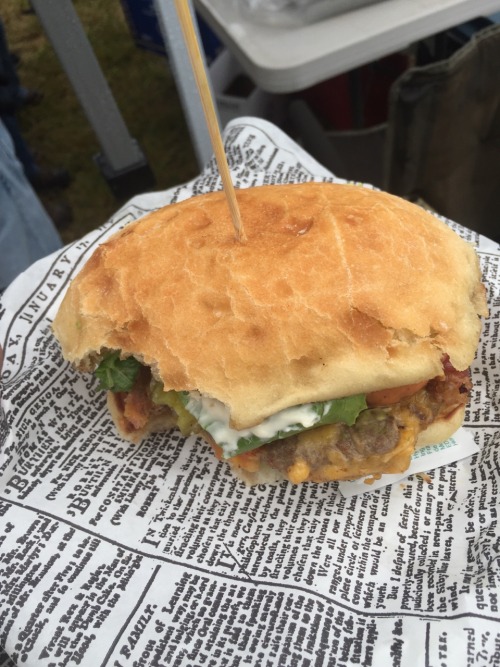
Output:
[385, 24, 500, 241]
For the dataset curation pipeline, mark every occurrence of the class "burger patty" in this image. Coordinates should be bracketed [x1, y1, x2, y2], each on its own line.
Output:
[261, 409, 401, 483]
[112, 359, 472, 483]
[260, 366, 470, 483]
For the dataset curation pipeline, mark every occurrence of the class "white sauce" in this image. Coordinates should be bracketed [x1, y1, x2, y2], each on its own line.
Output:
[185, 392, 322, 458]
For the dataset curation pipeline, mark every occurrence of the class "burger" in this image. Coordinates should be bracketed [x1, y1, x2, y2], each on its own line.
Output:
[52, 183, 487, 484]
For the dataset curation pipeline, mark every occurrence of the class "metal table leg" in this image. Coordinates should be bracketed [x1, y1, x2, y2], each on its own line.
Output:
[153, 0, 215, 168]
[31, 0, 155, 199]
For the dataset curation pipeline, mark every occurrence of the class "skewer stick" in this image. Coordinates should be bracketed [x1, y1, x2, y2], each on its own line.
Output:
[173, 0, 246, 242]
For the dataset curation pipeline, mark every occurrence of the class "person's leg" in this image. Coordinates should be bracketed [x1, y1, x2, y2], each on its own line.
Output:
[1, 113, 71, 189]
[0, 112, 37, 179]
[0, 18, 20, 90]
[0, 119, 62, 291]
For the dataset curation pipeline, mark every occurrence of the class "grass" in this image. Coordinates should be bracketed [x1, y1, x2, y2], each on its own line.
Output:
[2, 0, 199, 244]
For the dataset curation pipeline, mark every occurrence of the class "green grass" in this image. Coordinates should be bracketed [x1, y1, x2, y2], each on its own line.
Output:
[3, 0, 198, 243]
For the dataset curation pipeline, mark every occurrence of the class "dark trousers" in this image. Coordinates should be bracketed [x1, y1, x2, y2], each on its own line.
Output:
[0, 18, 37, 180]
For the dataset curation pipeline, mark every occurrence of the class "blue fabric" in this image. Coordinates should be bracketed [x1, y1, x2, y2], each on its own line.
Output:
[1, 113, 37, 179]
[0, 17, 38, 179]
[0, 119, 61, 291]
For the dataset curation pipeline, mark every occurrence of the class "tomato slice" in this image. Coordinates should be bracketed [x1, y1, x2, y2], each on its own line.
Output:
[366, 380, 428, 407]
[208, 439, 260, 472]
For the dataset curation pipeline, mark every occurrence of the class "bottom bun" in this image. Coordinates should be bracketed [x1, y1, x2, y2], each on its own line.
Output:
[106, 391, 466, 486]
[233, 406, 467, 486]
[415, 405, 465, 449]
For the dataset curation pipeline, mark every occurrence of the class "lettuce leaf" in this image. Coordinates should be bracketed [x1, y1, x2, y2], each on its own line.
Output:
[95, 351, 142, 392]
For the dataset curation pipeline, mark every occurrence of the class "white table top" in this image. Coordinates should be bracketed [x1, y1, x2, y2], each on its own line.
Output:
[195, 0, 500, 92]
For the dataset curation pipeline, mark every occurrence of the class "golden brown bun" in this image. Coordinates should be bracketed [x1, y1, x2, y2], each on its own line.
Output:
[52, 183, 487, 429]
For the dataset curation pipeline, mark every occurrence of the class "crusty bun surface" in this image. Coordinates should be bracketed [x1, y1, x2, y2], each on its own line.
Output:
[52, 183, 487, 429]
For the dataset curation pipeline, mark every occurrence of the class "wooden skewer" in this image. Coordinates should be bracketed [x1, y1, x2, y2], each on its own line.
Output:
[173, 0, 246, 242]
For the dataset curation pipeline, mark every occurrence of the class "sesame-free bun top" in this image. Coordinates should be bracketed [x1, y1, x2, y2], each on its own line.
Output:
[52, 183, 487, 429]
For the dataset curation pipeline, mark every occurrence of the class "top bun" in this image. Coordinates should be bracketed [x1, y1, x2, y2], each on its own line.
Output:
[52, 183, 487, 429]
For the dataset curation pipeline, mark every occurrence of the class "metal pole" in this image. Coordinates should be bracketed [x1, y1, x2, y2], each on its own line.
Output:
[153, 0, 214, 168]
